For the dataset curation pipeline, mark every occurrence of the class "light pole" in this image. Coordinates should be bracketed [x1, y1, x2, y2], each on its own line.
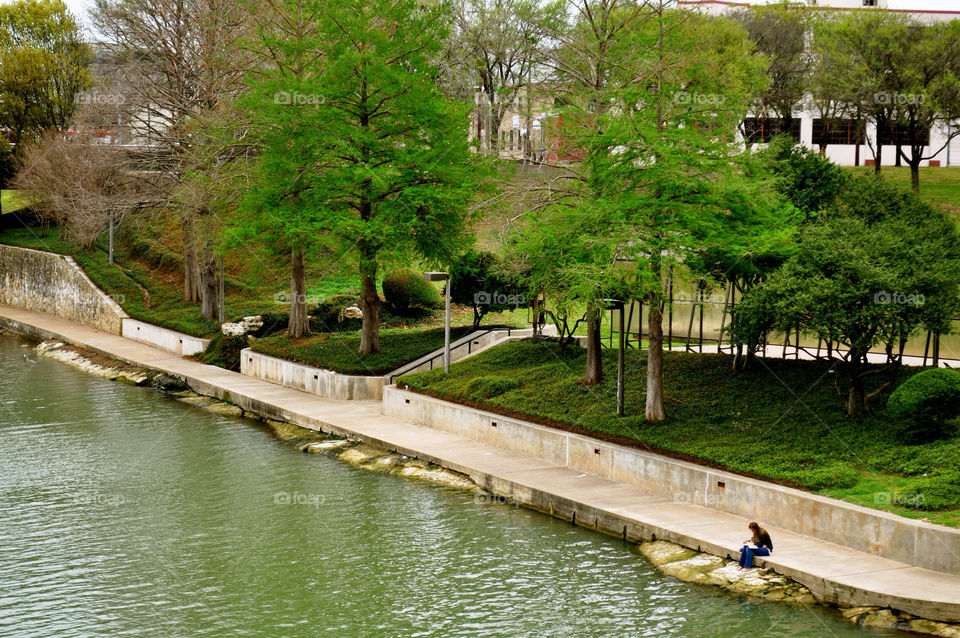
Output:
[424, 271, 451, 373]
[604, 299, 626, 417]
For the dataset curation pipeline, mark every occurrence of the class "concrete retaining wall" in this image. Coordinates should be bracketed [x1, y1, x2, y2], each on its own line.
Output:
[384, 387, 960, 576]
[240, 329, 520, 400]
[0, 245, 127, 334]
[241, 349, 388, 400]
[121, 319, 209, 356]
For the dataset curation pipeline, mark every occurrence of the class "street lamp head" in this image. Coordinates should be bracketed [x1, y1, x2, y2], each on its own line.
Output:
[423, 271, 449, 282]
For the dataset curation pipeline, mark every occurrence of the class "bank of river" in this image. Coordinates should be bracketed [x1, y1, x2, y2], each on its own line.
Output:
[0, 334, 901, 636]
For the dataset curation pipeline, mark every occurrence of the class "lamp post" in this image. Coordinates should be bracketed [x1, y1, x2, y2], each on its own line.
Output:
[424, 271, 451, 373]
[603, 299, 626, 417]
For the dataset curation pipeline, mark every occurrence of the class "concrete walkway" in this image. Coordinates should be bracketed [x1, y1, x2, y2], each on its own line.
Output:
[3, 303, 960, 623]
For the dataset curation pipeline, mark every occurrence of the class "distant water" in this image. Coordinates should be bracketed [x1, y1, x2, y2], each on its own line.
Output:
[0, 334, 899, 637]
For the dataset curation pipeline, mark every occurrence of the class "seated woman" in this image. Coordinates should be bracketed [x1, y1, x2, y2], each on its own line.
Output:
[738, 521, 773, 571]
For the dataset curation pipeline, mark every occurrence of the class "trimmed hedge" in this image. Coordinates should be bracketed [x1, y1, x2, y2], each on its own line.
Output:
[888, 368, 960, 443]
[382, 268, 441, 315]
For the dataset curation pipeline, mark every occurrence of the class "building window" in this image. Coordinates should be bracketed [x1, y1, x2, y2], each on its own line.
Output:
[863, 0, 877, 6]
[877, 123, 930, 147]
[509, 129, 514, 150]
[812, 119, 865, 146]
[742, 118, 801, 143]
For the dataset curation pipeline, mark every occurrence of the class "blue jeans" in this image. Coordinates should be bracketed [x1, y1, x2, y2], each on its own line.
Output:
[739, 545, 771, 568]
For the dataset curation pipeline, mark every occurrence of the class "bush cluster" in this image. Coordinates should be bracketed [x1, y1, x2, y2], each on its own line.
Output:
[887, 369, 960, 444]
[382, 269, 441, 315]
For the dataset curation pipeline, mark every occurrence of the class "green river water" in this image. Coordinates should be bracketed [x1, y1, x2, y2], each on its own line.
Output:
[0, 334, 900, 637]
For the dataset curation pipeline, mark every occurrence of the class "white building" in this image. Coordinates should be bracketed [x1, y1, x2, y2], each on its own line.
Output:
[681, 0, 960, 167]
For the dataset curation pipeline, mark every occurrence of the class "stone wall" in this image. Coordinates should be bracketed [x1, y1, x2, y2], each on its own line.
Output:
[0, 245, 127, 334]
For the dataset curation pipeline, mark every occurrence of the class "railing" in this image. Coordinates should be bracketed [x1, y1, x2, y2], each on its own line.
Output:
[389, 327, 513, 383]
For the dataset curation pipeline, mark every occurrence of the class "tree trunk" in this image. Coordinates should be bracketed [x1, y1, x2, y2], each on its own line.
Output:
[910, 161, 921, 194]
[200, 244, 219, 320]
[288, 247, 308, 338]
[183, 218, 201, 303]
[646, 290, 666, 422]
[583, 304, 603, 386]
[358, 252, 380, 354]
[874, 139, 883, 175]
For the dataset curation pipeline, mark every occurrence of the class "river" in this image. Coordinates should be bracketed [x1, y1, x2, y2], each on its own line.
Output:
[0, 334, 897, 637]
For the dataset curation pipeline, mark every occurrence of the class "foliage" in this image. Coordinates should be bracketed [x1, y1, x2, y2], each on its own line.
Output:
[759, 135, 847, 220]
[251, 326, 474, 376]
[463, 375, 520, 400]
[730, 176, 960, 414]
[0, 0, 91, 151]
[813, 11, 960, 192]
[311, 294, 362, 332]
[449, 249, 525, 329]
[888, 369, 960, 444]
[382, 269, 442, 316]
[236, 0, 492, 352]
[515, 3, 774, 413]
[400, 340, 960, 519]
[198, 334, 248, 371]
[731, 1, 813, 124]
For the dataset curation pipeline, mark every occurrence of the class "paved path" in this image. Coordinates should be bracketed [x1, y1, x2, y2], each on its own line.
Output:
[3, 304, 960, 623]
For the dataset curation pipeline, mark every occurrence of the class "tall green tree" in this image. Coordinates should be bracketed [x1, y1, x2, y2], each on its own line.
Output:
[517, 2, 772, 420]
[731, 1, 812, 134]
[237, 0, 490, 347]
[730, 176, 960, 415]
[0, 0, 90, 157]
[814, 12, 960, 192]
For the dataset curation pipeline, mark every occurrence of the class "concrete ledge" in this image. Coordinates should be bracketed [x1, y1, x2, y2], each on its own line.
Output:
[121, 318, 210, 356]
[383, 386, 960, 576]
[240, 348, 389, 400]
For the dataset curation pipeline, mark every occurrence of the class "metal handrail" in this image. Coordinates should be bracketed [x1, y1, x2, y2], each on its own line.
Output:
[389, 327, 513, 383]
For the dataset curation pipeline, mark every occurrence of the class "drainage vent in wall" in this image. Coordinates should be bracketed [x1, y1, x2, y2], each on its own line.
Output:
[491, 422, 497, 428]
[594, 448, 600, 454]
[718, 481, 726, 490]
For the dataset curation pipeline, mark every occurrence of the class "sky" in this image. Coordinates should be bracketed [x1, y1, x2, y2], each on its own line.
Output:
[1, 0, 958, 32]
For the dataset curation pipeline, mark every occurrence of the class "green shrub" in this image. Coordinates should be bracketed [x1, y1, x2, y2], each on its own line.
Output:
[249, 312, 289, 338]
[464, 375, 520, 400]
[888, 369, 960, 443]
[311, 294, 361, 332]
[198, 334, 249, 371]
[382, 268, 441, 315]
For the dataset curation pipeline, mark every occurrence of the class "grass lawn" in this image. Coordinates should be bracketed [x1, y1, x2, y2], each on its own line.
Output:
[846, 166, 960, 218]
[252, 326, 480, 375]
[399, 339, 960, 527]
[1, 190, 36, 214]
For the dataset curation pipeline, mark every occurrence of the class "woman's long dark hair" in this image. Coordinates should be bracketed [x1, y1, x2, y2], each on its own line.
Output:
[748, 521, 767, 539]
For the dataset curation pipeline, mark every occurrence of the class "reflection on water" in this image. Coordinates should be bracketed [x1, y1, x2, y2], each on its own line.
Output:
[0, 335, 900, 636]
